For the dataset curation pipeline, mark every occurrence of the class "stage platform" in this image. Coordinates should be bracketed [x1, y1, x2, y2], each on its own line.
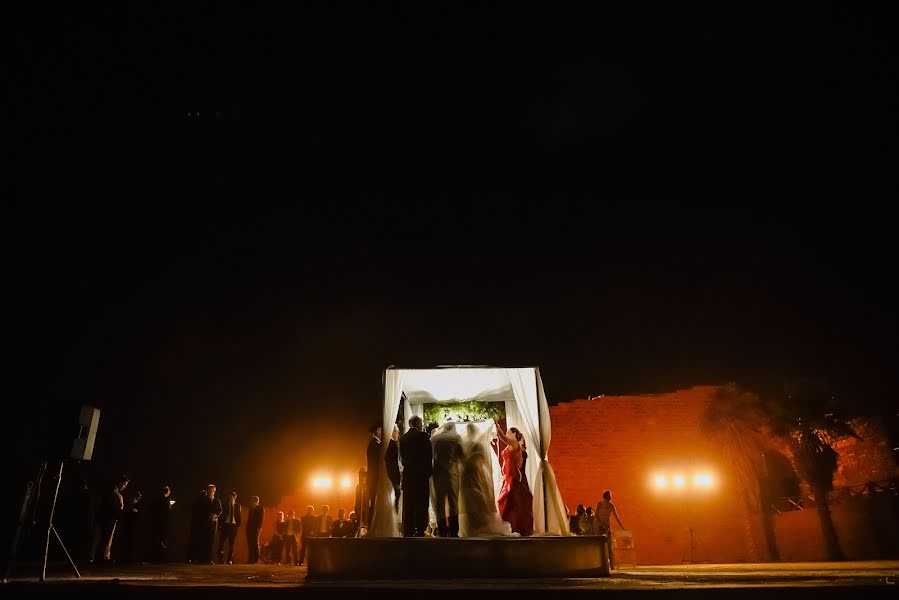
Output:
[4, 561, 899, 598]
[307, 535, 611, 579]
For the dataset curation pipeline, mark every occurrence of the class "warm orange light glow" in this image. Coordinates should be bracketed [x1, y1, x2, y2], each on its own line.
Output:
[693, 473, 713, 487]
[312, 477, 332, 489]
[340, 476, 352, 489]
[650, 467, 718, 494]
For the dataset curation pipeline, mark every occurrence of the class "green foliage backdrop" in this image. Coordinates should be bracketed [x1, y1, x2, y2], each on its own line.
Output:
[423, 401, 505, 424]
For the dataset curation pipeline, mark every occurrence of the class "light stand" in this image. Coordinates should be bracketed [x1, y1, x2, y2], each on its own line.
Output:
[40, 461, 81, 581]
[682, 501, 703, 564]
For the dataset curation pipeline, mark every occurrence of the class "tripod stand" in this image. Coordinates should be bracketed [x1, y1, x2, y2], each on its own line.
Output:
[41, 461, 81, 580]
[4, 461, 81, 582]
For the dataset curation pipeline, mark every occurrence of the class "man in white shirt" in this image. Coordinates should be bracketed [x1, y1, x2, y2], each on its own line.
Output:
[284, 510, 300, 565]
[318, 505, 333, 536]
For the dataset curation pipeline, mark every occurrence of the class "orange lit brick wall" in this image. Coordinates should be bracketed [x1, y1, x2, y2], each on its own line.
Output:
[549, 387, 899, 564]
[549, 386, 756, 565]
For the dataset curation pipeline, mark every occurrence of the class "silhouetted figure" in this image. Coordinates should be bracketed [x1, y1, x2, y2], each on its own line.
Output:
[90, 475, 129, 564]
[186, 490, 207, 563]
[569, 504, 586, 536]
[386, 426, 402, 511]
[271, 511, 286, 564]
[343, 511, 359, 538]
[201, 484, 223, 563]
[585, 506, 596, 535]
[298, 506, 316, 565]
[146, 486, 173, 563]
[246, 496, 264, 564]
[216, 491, 241, 564]
[432, 422, 463, 537]
[366, 423, 382, 526]
[331, 508, 348, 537]
[399, 416, 433, 537]
[354, 467, 367, 531]
[114, 490, 142, 563]
[284, 510, 300, 565]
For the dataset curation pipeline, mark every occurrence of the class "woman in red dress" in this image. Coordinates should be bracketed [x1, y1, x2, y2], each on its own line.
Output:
[495, 426, 534, 536]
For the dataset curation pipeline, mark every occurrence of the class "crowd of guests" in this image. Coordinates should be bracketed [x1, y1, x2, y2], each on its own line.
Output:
[265, 505, 359, 565]
[59, 422, 616, 569]
[565, 490, 625, 537]
[63, 476, 179, 567]
[59, 464, 370, 570]
[184, 484, 265, 565]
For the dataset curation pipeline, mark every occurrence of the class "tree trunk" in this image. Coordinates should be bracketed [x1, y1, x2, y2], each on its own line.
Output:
[741, 509, 761, 562]
[813, 486, 844, 561]
[759, 505, 780, 561]
[759, 478, 780, 561]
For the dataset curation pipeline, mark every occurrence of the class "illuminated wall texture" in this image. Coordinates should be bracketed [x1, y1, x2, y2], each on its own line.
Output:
[550, 387, 899, 564]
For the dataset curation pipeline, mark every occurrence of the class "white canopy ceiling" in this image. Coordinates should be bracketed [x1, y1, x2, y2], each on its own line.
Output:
[401, 367, 516, 404]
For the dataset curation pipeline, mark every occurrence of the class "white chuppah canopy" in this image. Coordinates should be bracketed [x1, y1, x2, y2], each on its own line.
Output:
[369, 366, 570, 537]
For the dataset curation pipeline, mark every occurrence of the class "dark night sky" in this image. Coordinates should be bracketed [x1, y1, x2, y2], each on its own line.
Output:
[6, 5, 898, 508]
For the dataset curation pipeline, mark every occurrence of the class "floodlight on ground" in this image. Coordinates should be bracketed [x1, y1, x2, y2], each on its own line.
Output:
[340, 476, 352, 489]
[312, 477, 332, 489]
[692, 473, 714, 488]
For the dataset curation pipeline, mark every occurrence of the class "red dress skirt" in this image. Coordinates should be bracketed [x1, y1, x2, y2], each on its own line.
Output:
[497, 446, 534, 536]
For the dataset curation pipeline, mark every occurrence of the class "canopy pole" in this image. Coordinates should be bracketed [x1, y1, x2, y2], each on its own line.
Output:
[535, 372, 547, 534]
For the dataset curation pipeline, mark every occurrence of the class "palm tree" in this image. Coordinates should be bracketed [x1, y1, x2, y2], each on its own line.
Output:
[702, 383, 780, 561]
[777, 381, 859, 561]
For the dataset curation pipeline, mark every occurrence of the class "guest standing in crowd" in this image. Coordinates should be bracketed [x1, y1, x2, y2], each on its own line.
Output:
[271, 511, 286, 564]
[90, 475, 129, 564]
[344, 511, 359, 537]
[570, 504, 587, 535]
[354, 467, 367, 531]
[366, 423, 382, 526]
[217, 491, 241, 564]
[246, 496, 264, 564]
[284, 510, 300, 565]
[201, 484, 223, 564]
[146, 486, 173, 563]
[585, 506, 596, 535]
[317, 505, 333, 537]
[298, 506, 317, 566]
[331, 508, 348, 537]
[595, 490, 626, 569]
[114, 489, 142, 563]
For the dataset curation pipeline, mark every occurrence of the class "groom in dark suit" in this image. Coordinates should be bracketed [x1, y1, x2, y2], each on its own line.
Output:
[399, 415, 433, 537]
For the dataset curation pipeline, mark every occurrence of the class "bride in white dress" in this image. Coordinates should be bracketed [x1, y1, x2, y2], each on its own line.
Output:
[444, 420, 516, 537]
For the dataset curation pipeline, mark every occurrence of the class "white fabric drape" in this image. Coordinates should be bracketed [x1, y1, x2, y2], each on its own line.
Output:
[536, 369, 570, 535]
[402, 394, 423, 433]
[370, 369, 404, 537]
[506, 368, 569, 535]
